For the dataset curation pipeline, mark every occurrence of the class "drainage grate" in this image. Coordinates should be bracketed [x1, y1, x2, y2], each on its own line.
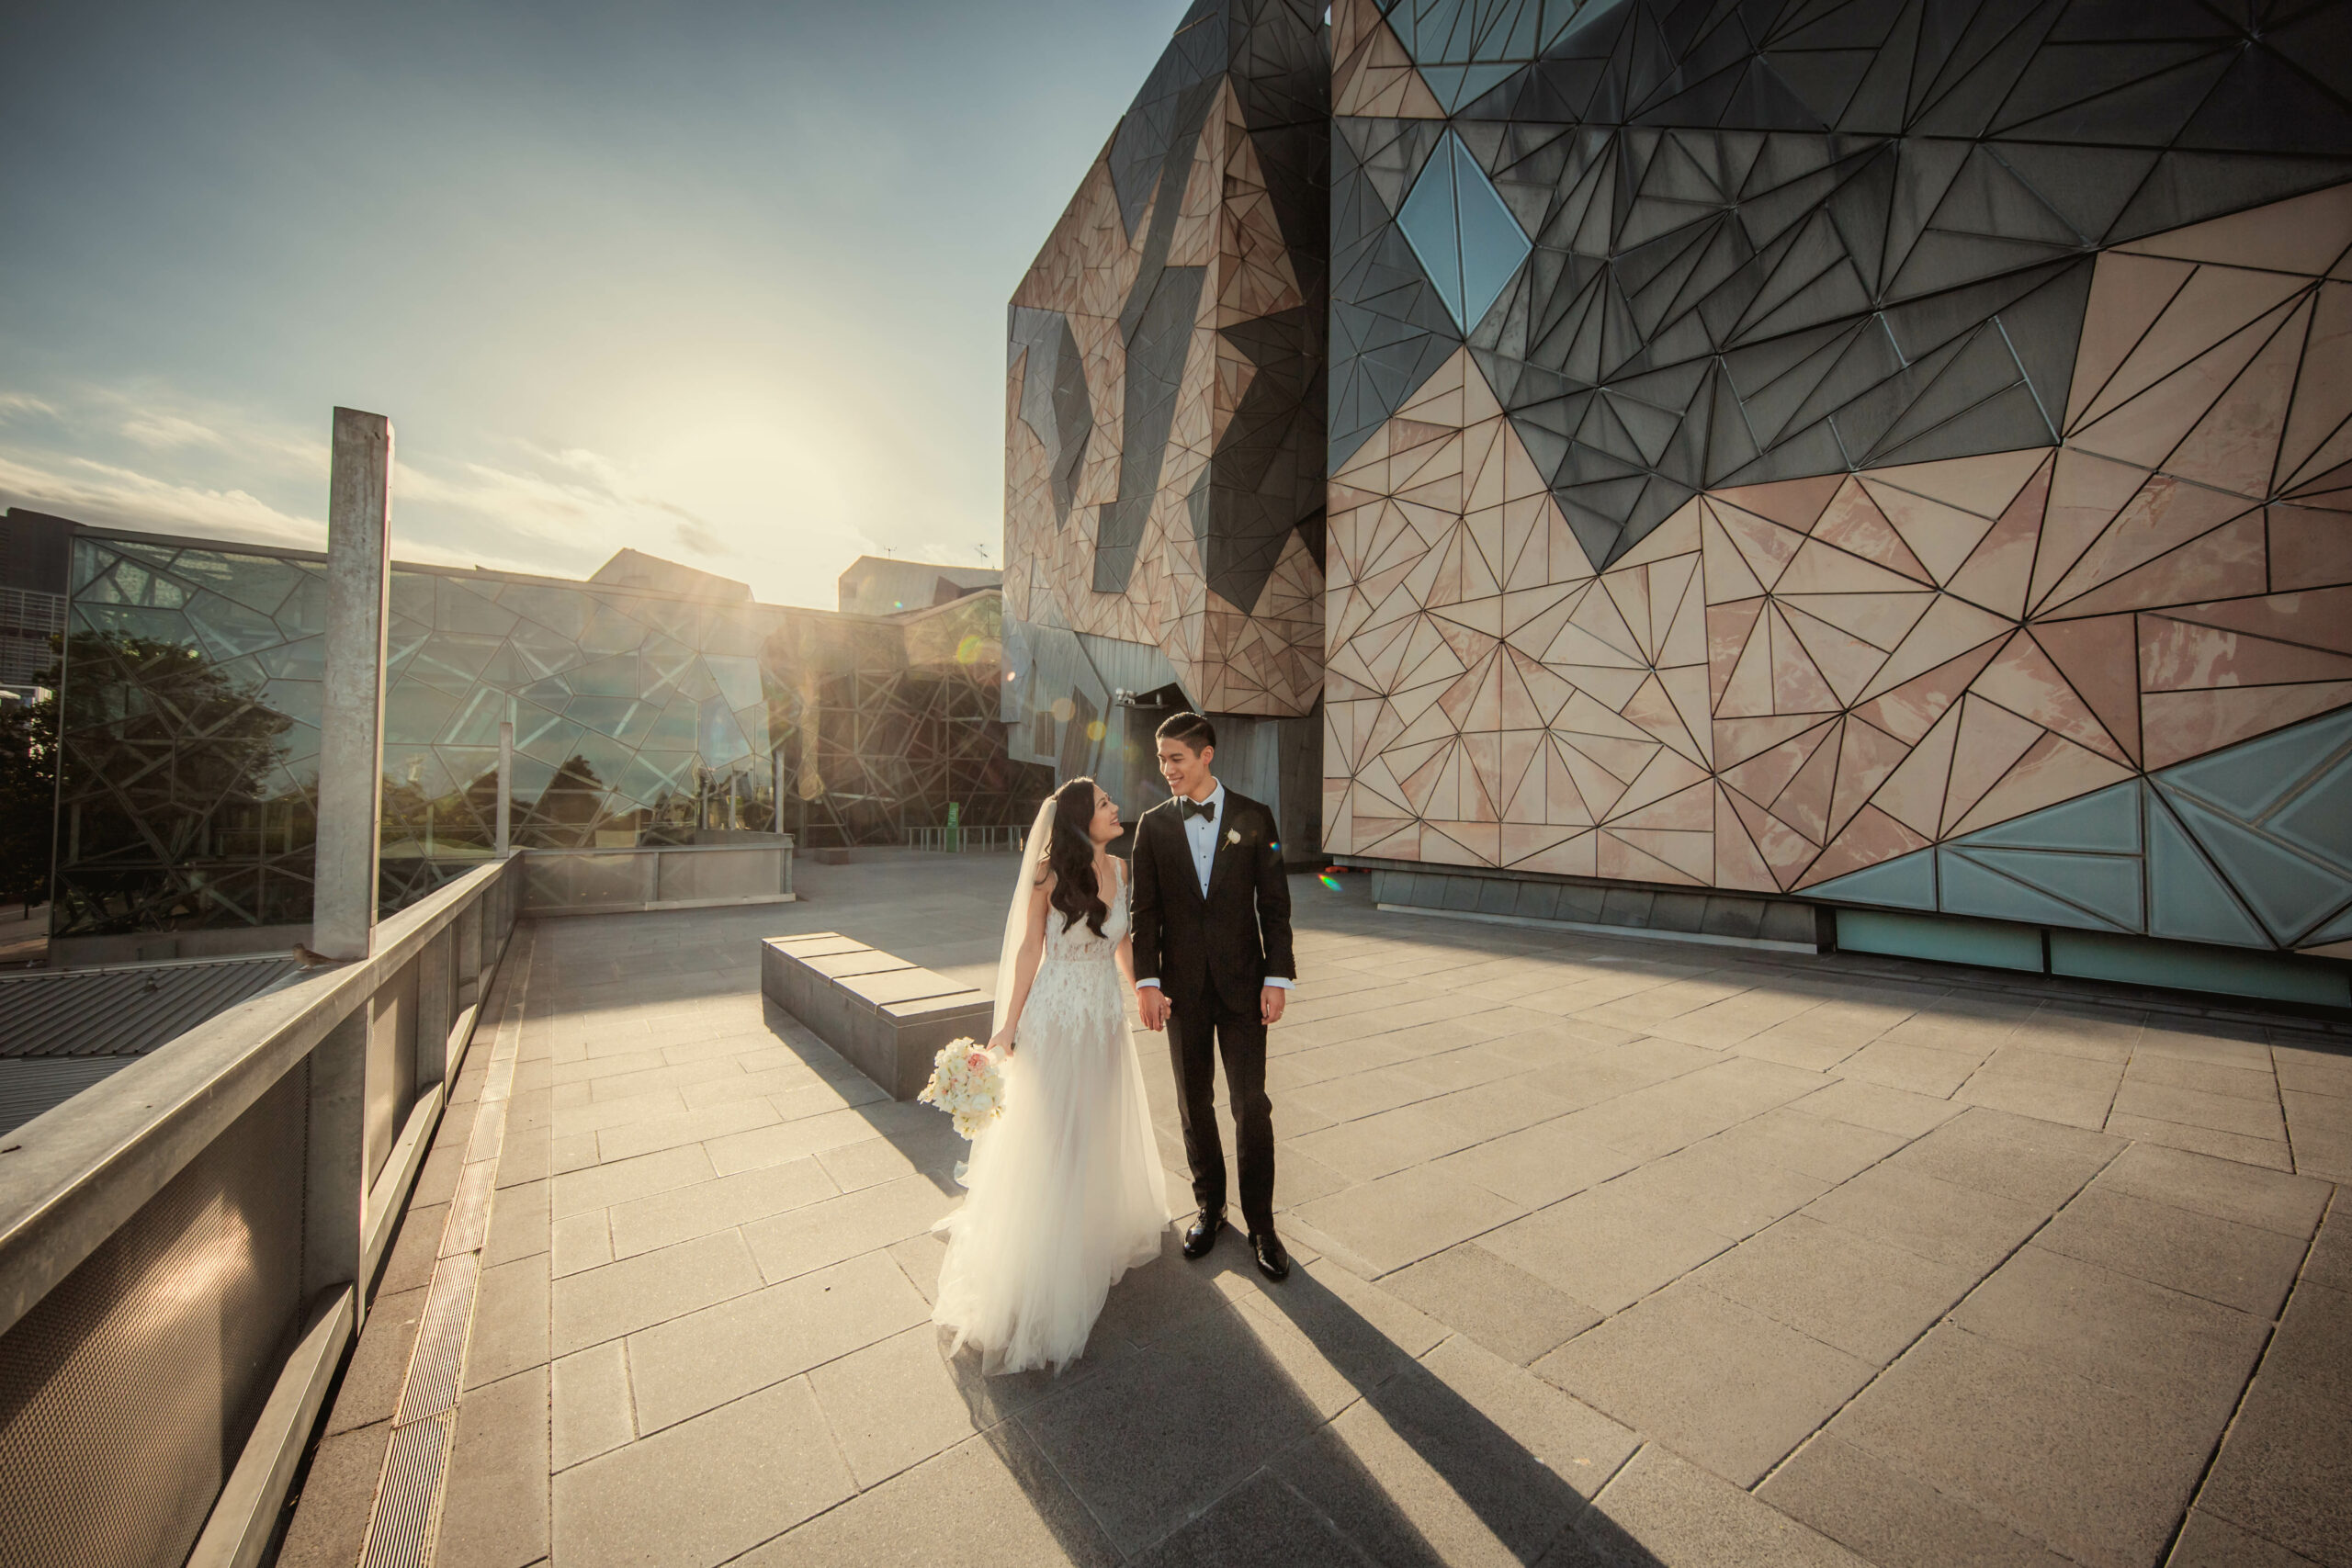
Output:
[352, 924, 534, 1568]
[361, 1414, 450, 1568]
[440, 1160, 496, 1258]
[395, 1249, 478, 1427]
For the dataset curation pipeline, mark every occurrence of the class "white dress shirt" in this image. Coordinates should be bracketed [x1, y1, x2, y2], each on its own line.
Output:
[1137, 780, 1292, 991]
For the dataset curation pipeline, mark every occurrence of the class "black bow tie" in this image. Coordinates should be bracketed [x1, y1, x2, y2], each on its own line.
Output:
[1181, 796, 1216, 822]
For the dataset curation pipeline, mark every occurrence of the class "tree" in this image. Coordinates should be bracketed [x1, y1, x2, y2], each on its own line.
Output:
[0, 683, 57, 911]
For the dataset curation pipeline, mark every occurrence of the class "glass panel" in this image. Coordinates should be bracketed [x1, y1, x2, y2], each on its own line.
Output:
[1837, 908, 2044, 970]
[1953, 779, 2139, 852]
[1806, 845, 1937, 908]
[2145, 788, 2269, 948]
[1938, 848, 2123, 931]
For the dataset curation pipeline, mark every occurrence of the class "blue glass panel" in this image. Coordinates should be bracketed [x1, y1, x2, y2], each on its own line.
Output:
[1838, 909, 2044, 972]
[566, 694, 657, 747]
[2157, 704, 2352, 819]
[386, 681, 461, 745]
[1938, 849, 2122, 931]
[2051, 931, 2349, 1007]
[1397, 142, 1466, 329]
[435, 576, 519, 637]
[1452, 136, 1533, 328]
[1807, 846, 1937, 908]
[2301, 900, 2352, 946]
[1396, 131, 1531, 333]
[1951, 847, 2143, 930]
[1953, 780, 2139, 853]
[1423, 61, 1524, 109]
[2144, 789, 2270, 948]
[2269, 749, 2352, 870]
[2160, 787, 2350, 944]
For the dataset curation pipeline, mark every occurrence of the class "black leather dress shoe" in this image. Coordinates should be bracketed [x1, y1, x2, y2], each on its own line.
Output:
[1182, 1211, 1226, 1258]
[1250, 1230, 1292, 1281]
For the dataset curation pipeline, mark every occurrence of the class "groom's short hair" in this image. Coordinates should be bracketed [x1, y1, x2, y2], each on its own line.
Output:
[1156, 711, 1216, 754]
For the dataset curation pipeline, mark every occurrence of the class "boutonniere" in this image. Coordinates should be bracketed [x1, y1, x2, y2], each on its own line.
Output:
[1226, 829, 1242, 847]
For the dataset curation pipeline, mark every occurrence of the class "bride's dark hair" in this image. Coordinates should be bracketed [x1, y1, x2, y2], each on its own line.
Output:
[1040, 776, 1111, 937]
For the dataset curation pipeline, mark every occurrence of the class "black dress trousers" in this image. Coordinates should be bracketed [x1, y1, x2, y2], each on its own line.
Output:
[1167, 996, 1275, 1236]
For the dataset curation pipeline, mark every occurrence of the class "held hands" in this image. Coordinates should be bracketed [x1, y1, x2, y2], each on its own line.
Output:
[1261, 986, 1287, 1025]
[1135, 987, 1170, 1032]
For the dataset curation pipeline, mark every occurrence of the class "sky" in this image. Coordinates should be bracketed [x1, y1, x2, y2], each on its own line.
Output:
[0, 1, 1185, 606]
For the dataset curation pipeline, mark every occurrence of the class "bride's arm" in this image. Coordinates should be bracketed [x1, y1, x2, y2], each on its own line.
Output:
[989, 870, 1055, 1054]
[1114, 931, 1136, 992]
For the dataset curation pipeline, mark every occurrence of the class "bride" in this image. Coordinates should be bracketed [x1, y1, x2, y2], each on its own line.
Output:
[931, 776, 1171, 1374]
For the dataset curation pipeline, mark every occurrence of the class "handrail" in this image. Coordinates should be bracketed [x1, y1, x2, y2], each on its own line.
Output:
[904, 825, 1026, 852]
[0, 857, 513, 1337]
[521, 839, 793, 856]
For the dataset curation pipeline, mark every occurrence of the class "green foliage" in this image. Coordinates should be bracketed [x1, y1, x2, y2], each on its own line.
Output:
[0, 671, 59, 908]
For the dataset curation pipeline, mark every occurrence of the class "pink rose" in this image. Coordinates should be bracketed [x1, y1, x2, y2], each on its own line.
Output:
[967, 1052, 987, 1073]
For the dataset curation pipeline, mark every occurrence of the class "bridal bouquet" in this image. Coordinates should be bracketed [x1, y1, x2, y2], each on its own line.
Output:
[918, 1037, 1007, 1139]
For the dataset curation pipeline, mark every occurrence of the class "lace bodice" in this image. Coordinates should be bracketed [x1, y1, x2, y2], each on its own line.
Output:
[1041, 858, 1129, 963]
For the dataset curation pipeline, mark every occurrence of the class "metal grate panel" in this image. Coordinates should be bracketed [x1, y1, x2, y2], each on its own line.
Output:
[0, 957, 302, 1060]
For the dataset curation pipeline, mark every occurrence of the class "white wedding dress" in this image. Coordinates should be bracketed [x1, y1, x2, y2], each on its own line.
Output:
[932, 856, 1170, 1374]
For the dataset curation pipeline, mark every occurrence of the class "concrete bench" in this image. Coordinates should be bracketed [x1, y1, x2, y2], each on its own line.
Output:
[759, 932, 993, 1100]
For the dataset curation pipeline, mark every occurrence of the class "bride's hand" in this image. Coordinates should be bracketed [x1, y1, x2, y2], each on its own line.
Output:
[988, 1025, 1016, 1056]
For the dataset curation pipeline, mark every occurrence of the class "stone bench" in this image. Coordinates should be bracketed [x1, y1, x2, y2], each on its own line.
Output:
[759, 932, 993, 1100]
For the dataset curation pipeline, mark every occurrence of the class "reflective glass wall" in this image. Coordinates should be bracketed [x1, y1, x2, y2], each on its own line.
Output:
[51, 526, 1038, 944]
[766, 592, 1055, 848]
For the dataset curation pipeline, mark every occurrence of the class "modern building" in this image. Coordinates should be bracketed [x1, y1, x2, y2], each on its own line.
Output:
[1008, 0, 2352, 1005]
[1, 508, 1050, 963]
[1000, 0, 1331, 853]
[836, 555, 1001, 615]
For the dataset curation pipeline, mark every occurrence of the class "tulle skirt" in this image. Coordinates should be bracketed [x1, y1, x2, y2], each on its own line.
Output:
[932, 954, 1170, 1375]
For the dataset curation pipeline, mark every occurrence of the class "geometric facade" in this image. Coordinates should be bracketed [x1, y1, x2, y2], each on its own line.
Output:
[41, 519, 1044, 943]
[1003, 0, 1332, 724]
[1318, 0, 2352, 957]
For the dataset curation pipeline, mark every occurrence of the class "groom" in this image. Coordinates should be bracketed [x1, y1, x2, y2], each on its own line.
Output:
[1130, 711, 1295, 1281]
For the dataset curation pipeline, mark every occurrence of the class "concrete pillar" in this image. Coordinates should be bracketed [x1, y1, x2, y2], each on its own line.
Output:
[496, 718, 514, 858]
[312, 408, 393, 961]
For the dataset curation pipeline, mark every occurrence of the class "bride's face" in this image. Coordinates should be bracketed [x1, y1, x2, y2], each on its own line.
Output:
[1089, 786, 1121, 845]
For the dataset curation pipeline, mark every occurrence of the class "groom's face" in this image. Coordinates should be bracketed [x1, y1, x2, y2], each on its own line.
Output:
[1158, 738, 1213, 799]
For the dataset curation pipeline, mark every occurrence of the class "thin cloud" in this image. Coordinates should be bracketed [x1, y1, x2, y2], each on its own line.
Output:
[120, 412, 231, 451]
[0, 451, 322, 547]
[1, 377, 886, 606]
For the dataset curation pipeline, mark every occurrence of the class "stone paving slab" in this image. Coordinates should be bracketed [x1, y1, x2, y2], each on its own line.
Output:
[281, 851, 2352, 1568]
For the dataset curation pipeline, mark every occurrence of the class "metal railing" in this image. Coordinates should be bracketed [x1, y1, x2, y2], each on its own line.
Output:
[0, 857, 521, 1568]
[903, 825, 1025, 852]
[519, 839, 795, 915]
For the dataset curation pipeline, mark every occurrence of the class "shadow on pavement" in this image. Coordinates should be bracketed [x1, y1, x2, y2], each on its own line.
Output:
[931, 1220, 1666, 1567]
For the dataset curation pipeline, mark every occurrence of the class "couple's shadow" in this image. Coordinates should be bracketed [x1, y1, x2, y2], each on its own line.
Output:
[921, 1218, 1666, 1567]
[757, 996, 1663, 1564]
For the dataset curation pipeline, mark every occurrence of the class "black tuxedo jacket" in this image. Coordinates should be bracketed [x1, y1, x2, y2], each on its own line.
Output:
[1129, 786, 1296, 1017]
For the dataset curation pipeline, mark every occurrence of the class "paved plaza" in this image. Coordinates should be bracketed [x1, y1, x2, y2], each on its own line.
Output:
[285, 852, 2352, 1568]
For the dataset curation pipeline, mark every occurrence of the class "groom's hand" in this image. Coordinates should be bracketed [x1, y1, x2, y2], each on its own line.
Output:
[1261, 986, 1286, 1025]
